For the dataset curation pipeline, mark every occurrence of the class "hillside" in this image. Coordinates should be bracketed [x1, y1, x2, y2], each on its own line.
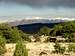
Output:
[17, 23, 60, 33]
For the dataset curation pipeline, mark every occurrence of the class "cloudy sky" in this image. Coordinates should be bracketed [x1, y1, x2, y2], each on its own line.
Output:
[0, 0, 75, 17]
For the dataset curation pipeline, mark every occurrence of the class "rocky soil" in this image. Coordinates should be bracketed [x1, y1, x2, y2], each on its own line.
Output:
[5, 42, 75, 56]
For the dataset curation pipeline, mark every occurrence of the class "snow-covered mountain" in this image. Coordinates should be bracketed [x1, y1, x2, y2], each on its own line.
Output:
[0, 16, 75, 26]
[7, 17, 75, 26]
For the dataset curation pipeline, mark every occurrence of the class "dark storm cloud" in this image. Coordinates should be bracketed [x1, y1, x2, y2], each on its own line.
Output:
[0, 0, 75, 8]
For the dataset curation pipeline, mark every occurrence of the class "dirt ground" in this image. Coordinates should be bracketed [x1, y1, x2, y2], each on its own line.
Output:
[5, 42, 75, 56]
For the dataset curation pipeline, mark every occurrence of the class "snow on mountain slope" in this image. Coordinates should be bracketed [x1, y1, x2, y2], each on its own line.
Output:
[0, 16, 75, 26]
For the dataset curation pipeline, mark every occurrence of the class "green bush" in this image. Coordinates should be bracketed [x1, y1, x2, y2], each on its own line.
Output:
[53, 42, 65, 54]
[0, 24, 21, 43]
[0, 23, 31, 43]
[19, 31, 31, 42]
[14, 41, 28, 56]
[68, 43, 75, 52]
[0, 36, 6, 55]
[49, 21, 75, 37]
[39, 26, 50, 36]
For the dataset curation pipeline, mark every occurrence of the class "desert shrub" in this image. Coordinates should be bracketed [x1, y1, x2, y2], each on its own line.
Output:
[68, 43, 75, 52]
[49, 21, 75, 37]
[0, 36, 6, 55]
[64, 33, 75, 42]
[19, 31, 31, 42]
[39, 26, 50, 36]
[44, 37, 50, 43]
[0, 23, 31, 43]
[53, 42, 65, 54]
[0, 24, 21, 43]
[35, 37, 41, 42]
[14, 41, 28, 56]
[23, 36, 31, 42]
[33, 34, 40, 42]
[39, 51, 47, 56]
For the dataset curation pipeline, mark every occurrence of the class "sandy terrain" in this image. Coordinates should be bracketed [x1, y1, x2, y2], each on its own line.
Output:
[5, 42, 75, 56]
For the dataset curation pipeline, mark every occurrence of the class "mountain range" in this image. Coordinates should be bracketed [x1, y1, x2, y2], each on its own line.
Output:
[7, 17, 75, 26]
[5, 17, 75, 33]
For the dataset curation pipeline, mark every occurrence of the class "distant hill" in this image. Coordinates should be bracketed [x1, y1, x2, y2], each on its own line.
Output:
[17, 23, 60, 34]
[7, 18, 65, 26]
[7, 18, 65, 33]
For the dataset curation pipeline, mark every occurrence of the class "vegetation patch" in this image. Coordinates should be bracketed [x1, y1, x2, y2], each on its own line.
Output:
[14, 41, 28, 56]
[0, 35, 6, 55]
